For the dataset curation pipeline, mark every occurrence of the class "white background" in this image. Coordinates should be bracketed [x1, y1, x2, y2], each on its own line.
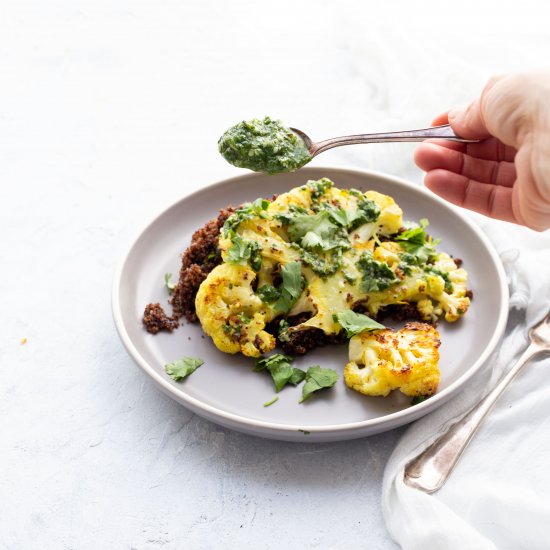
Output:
[2, 1, 550, 548]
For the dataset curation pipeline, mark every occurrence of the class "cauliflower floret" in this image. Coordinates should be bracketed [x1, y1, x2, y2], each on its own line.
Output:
[437, 293, 470, 322]
[364, 190, 403, 235]
[373, 241, 403, 267]
[195, 263, 276, 357]
[416, 298, 435, 321]
[344, 322, 441, 397]
[425, 254, 471, 322]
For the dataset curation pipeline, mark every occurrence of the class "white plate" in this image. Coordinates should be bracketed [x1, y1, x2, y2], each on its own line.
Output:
[112, 167, 508, 442]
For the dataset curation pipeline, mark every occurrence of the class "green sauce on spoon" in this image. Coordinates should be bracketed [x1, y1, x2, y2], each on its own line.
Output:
[218, 116, 312, 175]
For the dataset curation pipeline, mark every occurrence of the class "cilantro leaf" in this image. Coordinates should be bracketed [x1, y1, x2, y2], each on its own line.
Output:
[287, 210, 343, 251]
[275, 204, 308, 225]
[164, 272, 177, 294]
[326, 207, 349, 227]
[254, 353, 305, 392]
[274, 261, 304, 313]
[357, 253, 398, 292]
[333, 310, 385, 338]
[226, 235, 262, 271]
[299, 366, 339, 403]
[222, 198, 270, 236]
[301, 231, 325, 250]
[325, 198, 380, 231]
[289, 368, 306, 385]
[396, 219, 437, 264]
[165, 356, 204, 381]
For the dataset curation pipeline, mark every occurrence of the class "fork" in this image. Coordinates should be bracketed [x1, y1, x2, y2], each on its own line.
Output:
[403, 310, 550, 493]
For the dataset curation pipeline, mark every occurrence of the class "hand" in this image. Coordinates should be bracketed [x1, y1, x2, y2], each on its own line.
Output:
[414, 72, 550, 231]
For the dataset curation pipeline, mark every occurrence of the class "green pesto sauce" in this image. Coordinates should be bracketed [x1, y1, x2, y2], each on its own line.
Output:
[218, 116, 312, 175]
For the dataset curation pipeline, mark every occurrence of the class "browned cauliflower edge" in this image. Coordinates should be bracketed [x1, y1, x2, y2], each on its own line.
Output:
[344, 322, 441, 397]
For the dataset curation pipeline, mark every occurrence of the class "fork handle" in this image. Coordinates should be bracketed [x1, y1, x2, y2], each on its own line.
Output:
[313, 124, 478, 155]
[403, 343, 543, 493]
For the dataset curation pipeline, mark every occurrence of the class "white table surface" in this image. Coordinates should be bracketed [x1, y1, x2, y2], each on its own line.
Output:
[2, 2, 550, 548]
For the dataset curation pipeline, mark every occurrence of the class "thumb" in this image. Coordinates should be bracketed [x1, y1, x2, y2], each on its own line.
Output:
[448, 100, 491, 140]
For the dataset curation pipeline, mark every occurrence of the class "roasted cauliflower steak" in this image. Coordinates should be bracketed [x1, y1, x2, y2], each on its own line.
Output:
[193, 178, 469, 360]
[344, 322, 441, 397]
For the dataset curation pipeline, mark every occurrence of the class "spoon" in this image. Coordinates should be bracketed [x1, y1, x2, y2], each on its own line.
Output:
[290, 124, 478, 158]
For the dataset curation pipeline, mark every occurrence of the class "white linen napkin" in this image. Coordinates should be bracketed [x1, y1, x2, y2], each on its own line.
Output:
[382, 218, 550, 550]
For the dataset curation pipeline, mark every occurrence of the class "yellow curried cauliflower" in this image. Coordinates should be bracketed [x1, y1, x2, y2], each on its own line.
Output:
[194, 263, 276, 358]
[192, 178, 469, 359]
[344, 322, 441, 397]
[358, 250, 470, 324]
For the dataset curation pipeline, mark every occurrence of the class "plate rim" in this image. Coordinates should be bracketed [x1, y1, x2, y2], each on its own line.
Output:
[112, 166, 509, 438]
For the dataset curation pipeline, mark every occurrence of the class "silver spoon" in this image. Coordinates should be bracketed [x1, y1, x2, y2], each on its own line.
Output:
[403, 309, 550, 493]
[291, 124, 478, 158]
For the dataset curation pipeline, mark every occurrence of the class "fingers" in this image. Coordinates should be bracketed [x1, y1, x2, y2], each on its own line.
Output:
[463, 138, 517, 162]
[420, 138, 517, 162]
[424, 169, 518, 224]
[448, 100, 492, 140]
[431, 112, 449, 126]
[415, 142, 516, 187]
[446, 76, 503, 140]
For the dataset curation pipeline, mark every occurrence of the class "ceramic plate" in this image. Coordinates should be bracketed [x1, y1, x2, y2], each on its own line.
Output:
[112, 167, 508, 442]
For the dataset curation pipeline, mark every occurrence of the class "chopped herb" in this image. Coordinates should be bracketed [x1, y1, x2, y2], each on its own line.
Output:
[287, 209, 349, 252]
[333, 310, 385, 338]
[326, 206, 348, 227]
[256, 284, 280, 303]
[165, 356, 204, 381]
[254, 353, 305, 392]
[289, 368, 306, 385]
[396, 218, 437, 264]
[300, 248, 344, 278]
[263, 396, 279, 407]
[275, 204, 308, 225]
[357, 253, 398, 292]
[411, 395, 428, 406]
[299, 366, 339, 403]
[354, 197, 381, 227]
[298, 429, 311, 435]
[278, 319, 291, 342]
[218, 117, 312, 174]
[226, 235, 262, 272]
[322, 198, 380, 231]
[307, 178, 333, 201]
[222, 198, 270, 236]
[398, 252, 421, 274]
[224, 313, 251, 339]
[164, 272, 177, 294]
[426, 266, 454, 293]
[301, 230, 325, 250]
[274, 261, 304, 314]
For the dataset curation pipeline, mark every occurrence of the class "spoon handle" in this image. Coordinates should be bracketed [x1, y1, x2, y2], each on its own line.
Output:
[313, 124, 477, 156]
[402, 343, 542, 494]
